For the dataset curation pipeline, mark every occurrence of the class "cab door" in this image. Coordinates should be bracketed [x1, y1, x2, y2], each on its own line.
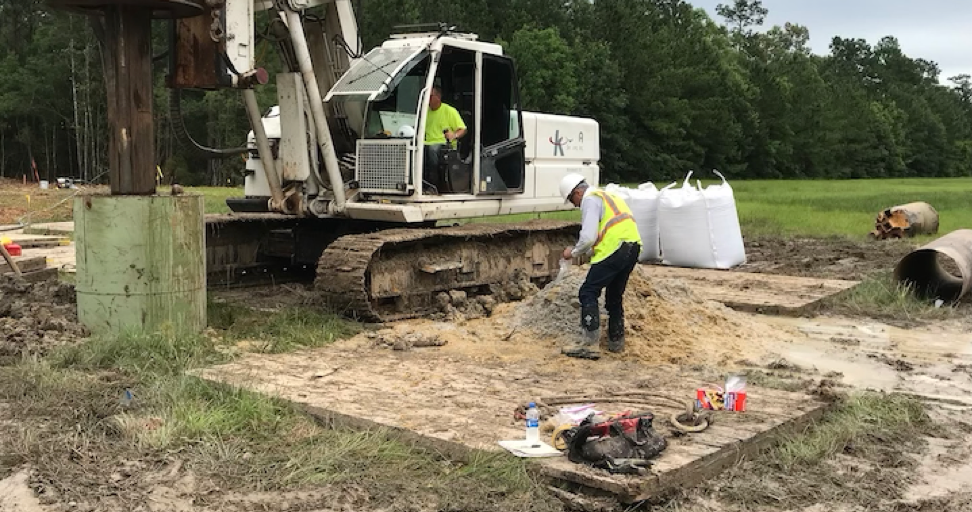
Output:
[475, 53, 526, 195]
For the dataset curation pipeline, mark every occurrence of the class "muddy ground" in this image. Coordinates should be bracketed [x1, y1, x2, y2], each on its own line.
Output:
[4, 235, 972, 511]
[738, 236, 917, 281]
[0, 277, 87, 362]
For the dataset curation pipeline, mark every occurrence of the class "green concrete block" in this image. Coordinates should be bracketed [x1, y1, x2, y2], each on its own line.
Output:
[74, 194, 206, 335]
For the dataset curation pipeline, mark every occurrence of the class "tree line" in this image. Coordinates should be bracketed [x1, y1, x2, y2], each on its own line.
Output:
[1, 0, 969, 186]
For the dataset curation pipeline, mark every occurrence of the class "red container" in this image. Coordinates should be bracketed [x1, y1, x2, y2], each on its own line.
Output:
[3, 243, 21, 257]
[725, 391, 747, 412]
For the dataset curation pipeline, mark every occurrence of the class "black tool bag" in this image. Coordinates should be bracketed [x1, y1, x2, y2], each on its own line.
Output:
[564, 414, 668, 475]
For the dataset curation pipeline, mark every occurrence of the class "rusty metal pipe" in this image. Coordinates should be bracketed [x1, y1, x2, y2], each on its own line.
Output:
[894, 229, 972, 303]
[871, 202, 940, 239]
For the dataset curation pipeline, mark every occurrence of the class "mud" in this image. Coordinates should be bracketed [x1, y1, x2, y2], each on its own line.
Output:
[368, 329, 447, 351]
[430, 269, 537, 322]
[0, 278, 87, 359]
[738, 236, 918, 281]
[2, 462, 386, 512]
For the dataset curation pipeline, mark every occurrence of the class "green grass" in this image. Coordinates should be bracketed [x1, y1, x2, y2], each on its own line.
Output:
[721, 177, 972, 238]
[813, 270, 962, 325]
[770, 393, 932, 470]
[207, 300, 360, 353]
[156, 185, 240, 214]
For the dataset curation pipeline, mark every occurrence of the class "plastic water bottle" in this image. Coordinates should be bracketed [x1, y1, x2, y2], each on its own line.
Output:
[119, 388, 133, 408]
[525, 402, 539, 444]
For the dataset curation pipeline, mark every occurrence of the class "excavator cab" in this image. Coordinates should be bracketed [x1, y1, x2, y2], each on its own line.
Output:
[325, 31, 526, 199]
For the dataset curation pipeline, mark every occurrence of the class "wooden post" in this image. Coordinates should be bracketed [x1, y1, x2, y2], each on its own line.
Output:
[99, 6, 156, 195]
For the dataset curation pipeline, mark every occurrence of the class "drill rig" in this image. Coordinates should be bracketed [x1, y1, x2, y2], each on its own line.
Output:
[168, 0, 600, 321]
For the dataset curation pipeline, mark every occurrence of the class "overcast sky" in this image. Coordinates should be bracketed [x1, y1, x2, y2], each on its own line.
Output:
[691, 0, 972, 84]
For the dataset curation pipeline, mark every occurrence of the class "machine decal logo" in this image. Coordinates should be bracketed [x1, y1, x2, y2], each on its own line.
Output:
[549, 130, 572, 156]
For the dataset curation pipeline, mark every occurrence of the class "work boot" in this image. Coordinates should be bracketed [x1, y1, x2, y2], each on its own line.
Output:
[581, 303, 600, 335]
[608, 315, 625, 353]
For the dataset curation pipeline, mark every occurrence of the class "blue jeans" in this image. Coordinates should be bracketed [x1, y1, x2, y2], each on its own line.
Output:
[424, 144, 447, 189]
[579, 241, 641, 336]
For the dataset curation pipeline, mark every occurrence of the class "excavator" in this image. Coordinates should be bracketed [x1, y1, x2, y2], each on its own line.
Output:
[168, 0, 600, 322]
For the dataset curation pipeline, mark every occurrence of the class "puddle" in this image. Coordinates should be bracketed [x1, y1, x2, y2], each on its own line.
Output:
[905, 437, 972, 502]
[754, 315, 972, 403]
[781, 342, 900, 391]
[763, 315, 972, 364]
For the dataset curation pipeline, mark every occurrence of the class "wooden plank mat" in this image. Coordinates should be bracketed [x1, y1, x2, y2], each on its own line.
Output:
[22, 246, 75, 273]
[2, 267, 58, 282]
[22, 222, 75, 237]
[639, 265, 859, 314]
[0, 256, 47, 274]
[3, 232, 70, 249]
[195, 342, 830, 503]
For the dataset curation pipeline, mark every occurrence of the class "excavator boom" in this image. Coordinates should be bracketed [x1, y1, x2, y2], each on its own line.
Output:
[167, 0, 596, 319]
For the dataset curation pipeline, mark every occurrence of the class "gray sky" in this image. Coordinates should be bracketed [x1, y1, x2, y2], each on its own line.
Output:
[691, 0, 972, 84]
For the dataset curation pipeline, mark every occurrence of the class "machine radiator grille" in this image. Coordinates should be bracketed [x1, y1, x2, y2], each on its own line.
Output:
[356, 140, 411, 193]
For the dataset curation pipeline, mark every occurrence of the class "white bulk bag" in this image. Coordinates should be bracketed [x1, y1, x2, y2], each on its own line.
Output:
[702, 170, 746, 268]
[603, 183, 629, 198]
[628, 183, 660, 261]
[599, 183, 659, 262]
[658, 171, 746, 269]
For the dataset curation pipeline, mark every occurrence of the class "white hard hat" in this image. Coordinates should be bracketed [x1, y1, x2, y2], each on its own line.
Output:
[559, 173, 586, 203]
[397, 125, 415, 138]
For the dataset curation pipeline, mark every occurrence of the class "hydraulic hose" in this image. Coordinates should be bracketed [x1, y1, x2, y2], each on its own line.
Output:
[168, 88, 248, 158]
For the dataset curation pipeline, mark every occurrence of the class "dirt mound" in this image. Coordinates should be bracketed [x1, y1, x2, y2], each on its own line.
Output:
[0, 277, 87, 358]
[508, 266, 772, 365]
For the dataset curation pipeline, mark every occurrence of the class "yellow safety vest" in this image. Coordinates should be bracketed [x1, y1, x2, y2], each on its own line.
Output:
[590, 190, 641, 264]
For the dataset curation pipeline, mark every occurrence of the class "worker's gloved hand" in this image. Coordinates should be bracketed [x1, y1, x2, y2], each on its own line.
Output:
[555, 258, 571, 282]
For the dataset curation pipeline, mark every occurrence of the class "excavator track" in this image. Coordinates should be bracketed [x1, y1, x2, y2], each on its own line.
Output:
[316, 220, 580, 322]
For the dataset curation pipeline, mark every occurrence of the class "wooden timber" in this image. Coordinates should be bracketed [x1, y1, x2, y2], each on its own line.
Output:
[639, 265, 859, 315]
[194, 344, 832, 504]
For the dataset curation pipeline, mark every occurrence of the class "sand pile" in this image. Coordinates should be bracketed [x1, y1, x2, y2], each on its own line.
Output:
[508, 267, 773, 365]
[0, 277, 88, 357]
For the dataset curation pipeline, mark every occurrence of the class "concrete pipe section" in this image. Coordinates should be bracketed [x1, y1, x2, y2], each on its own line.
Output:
[894, 229, 972, 303]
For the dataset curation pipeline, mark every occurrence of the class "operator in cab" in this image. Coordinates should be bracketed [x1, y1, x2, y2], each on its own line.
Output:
[559, 174, 642, 360]
[423, 86, 466, 192]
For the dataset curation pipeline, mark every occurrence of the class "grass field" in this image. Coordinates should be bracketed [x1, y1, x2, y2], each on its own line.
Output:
[725, 177, 972, 238]
[459, 177, 972, 239]
[5, 178, 969, 238]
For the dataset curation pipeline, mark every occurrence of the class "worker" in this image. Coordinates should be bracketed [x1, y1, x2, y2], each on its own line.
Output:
[559, 173, 642, 359]
[423, 86, 466, 192]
